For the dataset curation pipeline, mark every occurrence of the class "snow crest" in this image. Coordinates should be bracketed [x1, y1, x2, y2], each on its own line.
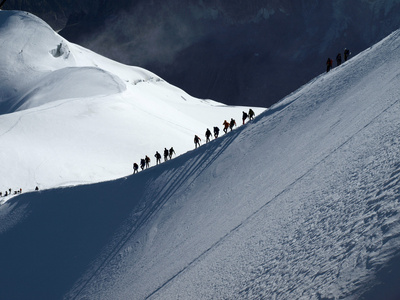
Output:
[0, 10, 264, 196]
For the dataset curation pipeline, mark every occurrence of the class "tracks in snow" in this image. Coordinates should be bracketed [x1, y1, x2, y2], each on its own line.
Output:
[145, 98, 400, 299]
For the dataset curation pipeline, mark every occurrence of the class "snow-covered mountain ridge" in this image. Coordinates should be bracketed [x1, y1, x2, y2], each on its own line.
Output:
[0, 10, 264, 197]
[2, 9, 400, 300]
[5, 1, 400, 108]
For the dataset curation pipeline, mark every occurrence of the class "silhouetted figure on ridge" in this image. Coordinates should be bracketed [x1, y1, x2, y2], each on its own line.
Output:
[194, 135, 201, 148]
[140, 159, 145, 170]
[242, 111, 248, 125]
[205, 128, 212, 143]
[164, 148, 169, 162]
[336, 53, 342, 66]
[214, 126, 220, 138]
[223, 120, 230, 134]
[133, 162, 139, 174]
[344, 48, 351, 61]
[155, 151, 161, 165]
[326, 57, 333, 72]
[169, 147, 175, 159]
[248, 109, 255, 120]
[229, 118, 236, 131]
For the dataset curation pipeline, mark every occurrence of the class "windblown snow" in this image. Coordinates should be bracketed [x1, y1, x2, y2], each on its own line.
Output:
[1, 10, 400, 300]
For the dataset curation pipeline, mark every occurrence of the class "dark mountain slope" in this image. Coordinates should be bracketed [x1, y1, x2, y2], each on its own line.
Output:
[4, 0, 400, 107]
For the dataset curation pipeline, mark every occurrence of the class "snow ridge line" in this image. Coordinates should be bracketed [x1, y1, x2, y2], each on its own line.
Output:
[145, 98, 400, 299]
[69, 132, 239, 299]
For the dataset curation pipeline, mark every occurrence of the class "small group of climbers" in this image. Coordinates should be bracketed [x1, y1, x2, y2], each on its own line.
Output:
[133, 108, 256, 173]
[326, 48, 351, 72]
[0, 187, 27, 197]
[133, 147, 175, 173]
[0, 186, 40, 198]
[194, 108, 256, 149]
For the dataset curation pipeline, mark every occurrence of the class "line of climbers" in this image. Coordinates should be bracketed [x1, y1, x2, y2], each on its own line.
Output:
[0, 186, 39, 197]
[326, 48, 351, 72]
[133, 147, 176, 173]
[1, 188, 22, 197]
[132, 108, 256, 173]
[194, 108, 255, 149]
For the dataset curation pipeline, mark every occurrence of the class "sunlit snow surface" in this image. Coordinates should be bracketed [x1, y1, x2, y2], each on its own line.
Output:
[1, 10, 400, 300]
[0, 10, 264, 197]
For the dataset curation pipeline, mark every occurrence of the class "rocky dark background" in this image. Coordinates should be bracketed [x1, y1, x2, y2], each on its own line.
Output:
[3, 0, 400, 107]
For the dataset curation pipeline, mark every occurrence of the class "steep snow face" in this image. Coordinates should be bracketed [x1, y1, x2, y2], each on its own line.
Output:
[1, 25, 400, 300]
[69, 29, 400, 300]
[0, 10, 265, 197]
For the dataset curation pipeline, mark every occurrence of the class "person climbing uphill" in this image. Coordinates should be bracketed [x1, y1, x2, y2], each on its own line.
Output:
[336, 53, 342, 66]
[223, 120, 230, 133]
[242, 111, 248, 125]
[164, 148, 169, 162]
[326, 57, 333, 72]
[344, 48, 351, 61]
[194, 135, 201, 148]
[214, 126, 220, 138]
[155, 151, 161, 165]
[145, 155, 150, 168]
[248, 108, 255, 120]
[229, 118, 236, 131]
[205, 128, 212, 143]
[140, 158, 145, 170]
[169, 147, 175, 159]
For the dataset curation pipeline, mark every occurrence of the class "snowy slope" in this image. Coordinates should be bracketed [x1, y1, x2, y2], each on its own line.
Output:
[0, 10, 264, 198]
[2, 22, 400, 300]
